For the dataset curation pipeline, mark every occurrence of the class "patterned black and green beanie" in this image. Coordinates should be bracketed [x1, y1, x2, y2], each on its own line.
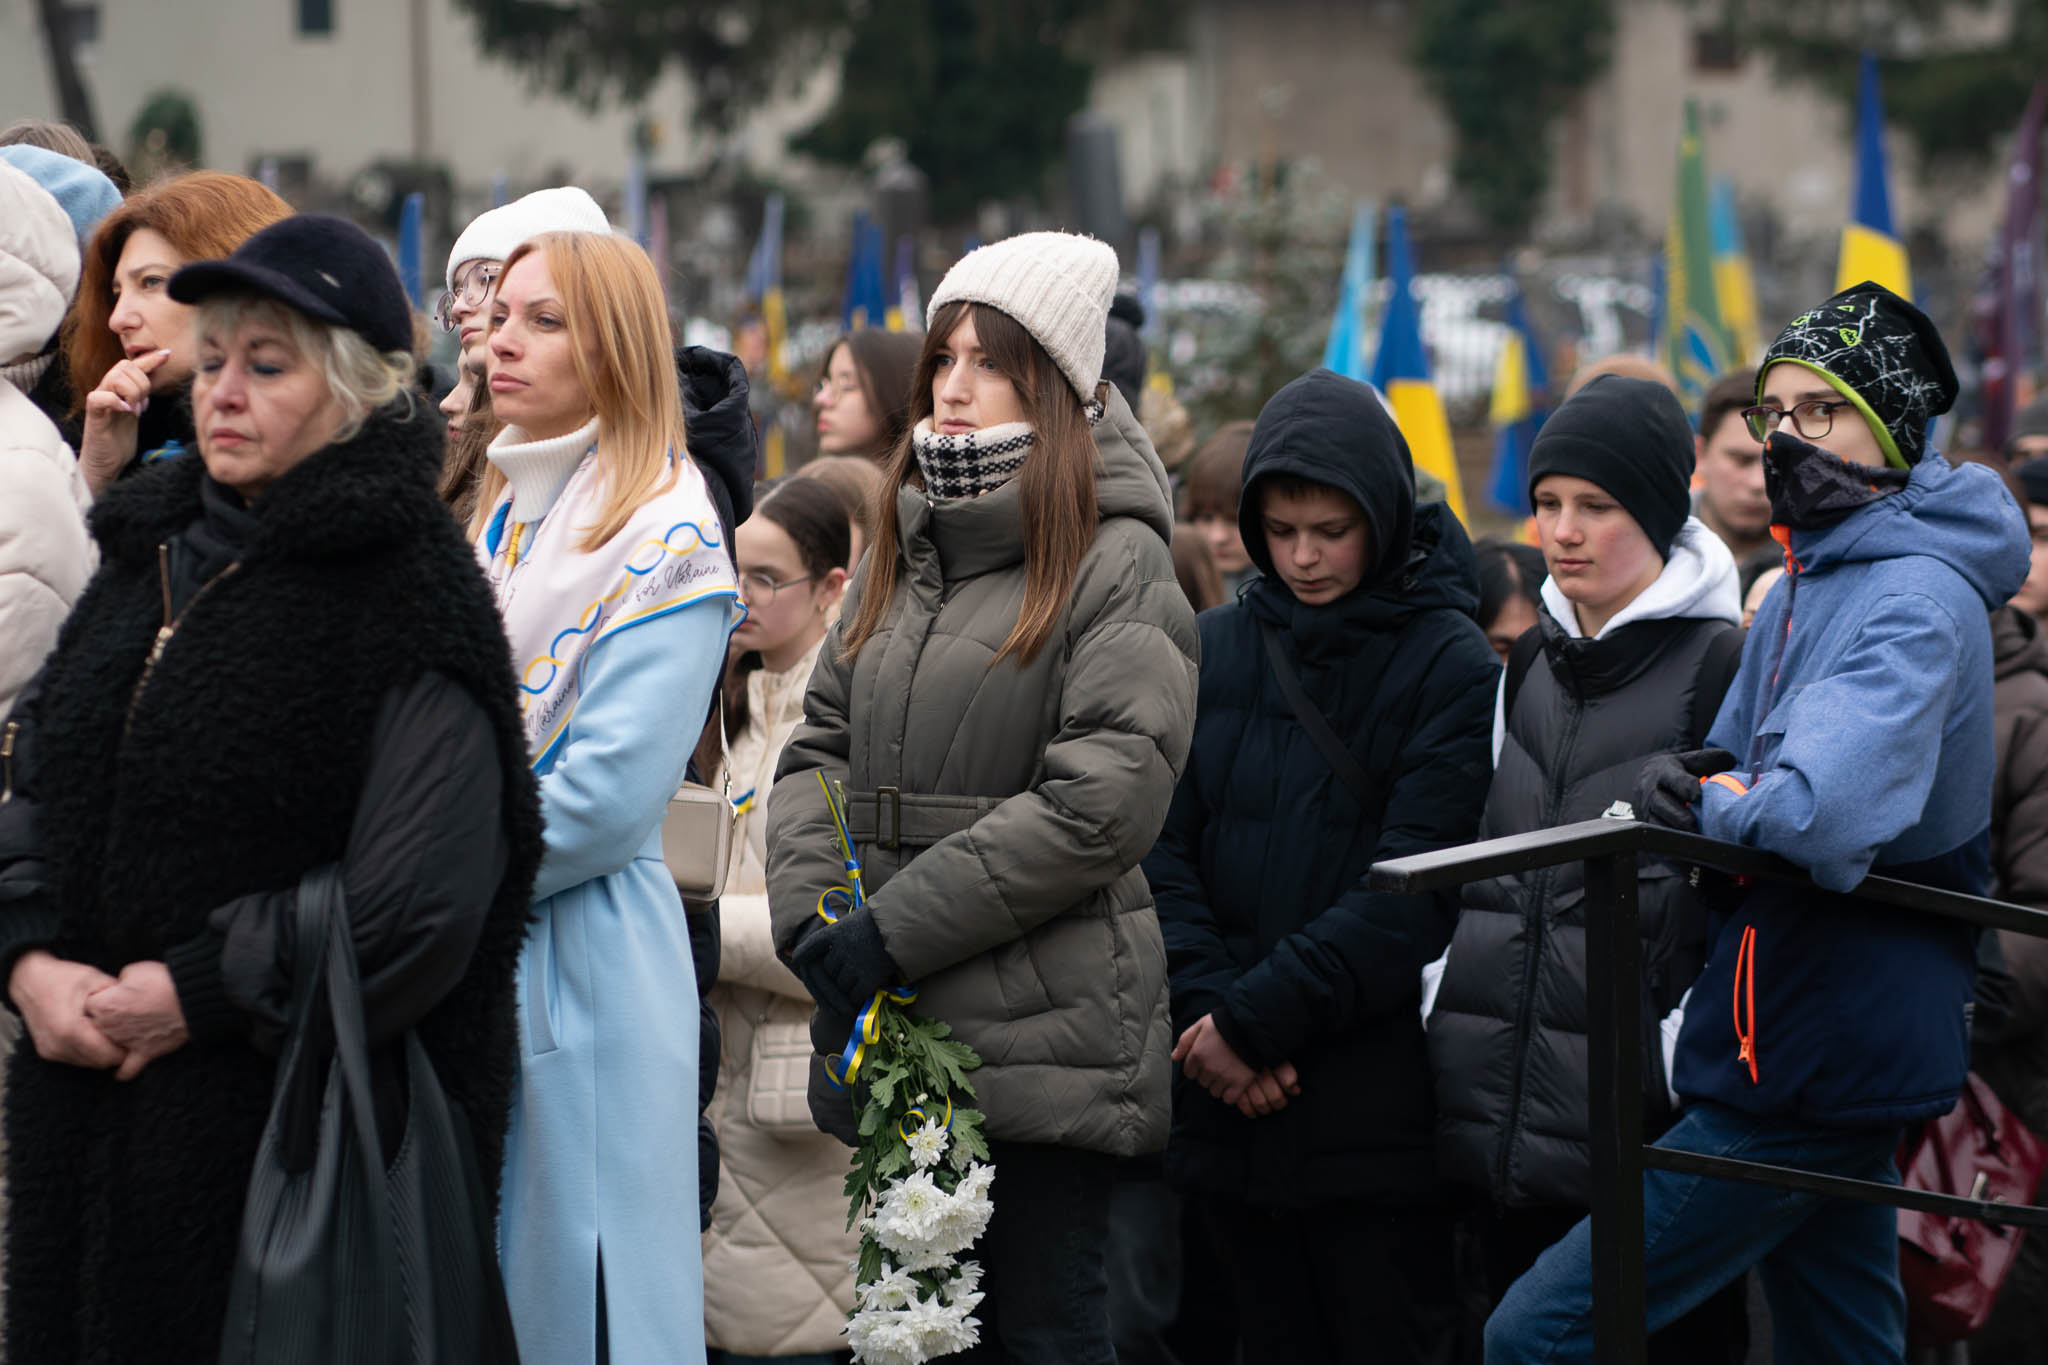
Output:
[1759, 281, 1958, 468]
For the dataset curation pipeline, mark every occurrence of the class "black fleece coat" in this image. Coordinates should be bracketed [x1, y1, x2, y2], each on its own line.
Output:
[1144, 368, 1499, 1207]
[1, 402, 541, 1363]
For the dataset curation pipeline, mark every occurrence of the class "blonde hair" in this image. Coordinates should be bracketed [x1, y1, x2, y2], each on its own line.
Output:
[466, 231, 686, 551]
[191, 293, 415, 444]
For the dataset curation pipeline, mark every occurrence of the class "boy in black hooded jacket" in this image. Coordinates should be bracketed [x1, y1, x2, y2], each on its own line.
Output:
[1144, 368, 1500, 1362]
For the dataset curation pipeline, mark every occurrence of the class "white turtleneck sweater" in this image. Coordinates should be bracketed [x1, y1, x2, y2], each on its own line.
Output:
[486, 416, 601, 522]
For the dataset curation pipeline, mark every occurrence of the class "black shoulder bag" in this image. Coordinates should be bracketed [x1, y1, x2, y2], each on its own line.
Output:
[1259, 621, 1376, 810]
[220, 867, 519, 1365]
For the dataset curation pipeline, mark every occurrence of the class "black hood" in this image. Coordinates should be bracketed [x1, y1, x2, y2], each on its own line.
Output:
[676, 345, 757, 558]
[1237, 367, 1415, 588]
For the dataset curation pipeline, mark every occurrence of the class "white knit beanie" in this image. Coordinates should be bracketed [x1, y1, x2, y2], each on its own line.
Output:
[446, 186, 611, 291]
[927, 231, 1120, 404]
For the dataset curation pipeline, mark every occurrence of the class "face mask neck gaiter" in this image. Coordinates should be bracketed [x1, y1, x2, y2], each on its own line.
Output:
[1763, 430, 1910, 531]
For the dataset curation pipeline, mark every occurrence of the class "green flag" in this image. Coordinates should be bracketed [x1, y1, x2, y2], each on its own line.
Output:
[1663, 99, 1735, 405]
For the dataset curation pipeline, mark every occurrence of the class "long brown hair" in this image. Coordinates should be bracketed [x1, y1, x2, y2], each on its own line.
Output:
[840, 301, 1099, 667]
[65, 171, 292, 414]
[465, 232, 687, 552]
[440, 376, 497, 524]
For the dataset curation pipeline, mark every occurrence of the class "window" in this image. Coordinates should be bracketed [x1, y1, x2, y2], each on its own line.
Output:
[68, 4, 100, 46]
[297, 0, 333, 37]
[1691, 27, 1742, 73]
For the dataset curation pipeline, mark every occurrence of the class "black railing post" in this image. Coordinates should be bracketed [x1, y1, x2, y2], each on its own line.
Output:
[1583, 851, 1646, 1365]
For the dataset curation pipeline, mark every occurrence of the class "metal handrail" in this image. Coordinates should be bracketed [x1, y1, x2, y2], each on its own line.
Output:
[1371, 816, 2048, 1364]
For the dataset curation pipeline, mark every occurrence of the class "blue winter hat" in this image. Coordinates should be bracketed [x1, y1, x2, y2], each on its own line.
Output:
[0, 145, 120, 248]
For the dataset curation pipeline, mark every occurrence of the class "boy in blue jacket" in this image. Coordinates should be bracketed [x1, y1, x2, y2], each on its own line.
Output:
[1488, 282, 2032, 1363]
[1145, 369, 1499, 1363]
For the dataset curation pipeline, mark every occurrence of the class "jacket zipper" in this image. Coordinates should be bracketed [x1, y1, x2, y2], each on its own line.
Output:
[124, 543, 239, 737]
[1733, 924, 1759, 1084]
[1494, 674, 1582, 1199]
[0, 720, 16, 804]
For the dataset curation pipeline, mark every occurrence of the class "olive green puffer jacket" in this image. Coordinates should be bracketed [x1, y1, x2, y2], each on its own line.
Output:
[766, 387, 1199, 1156]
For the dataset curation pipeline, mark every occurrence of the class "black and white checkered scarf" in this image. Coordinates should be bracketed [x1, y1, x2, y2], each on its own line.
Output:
[911, 399, 1106, 500]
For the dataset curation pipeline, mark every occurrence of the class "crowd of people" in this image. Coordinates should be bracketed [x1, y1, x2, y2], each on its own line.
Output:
[0, 116, 2044, 1365]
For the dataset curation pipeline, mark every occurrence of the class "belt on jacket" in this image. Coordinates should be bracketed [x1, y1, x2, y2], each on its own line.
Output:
[843, 787, 999, 850]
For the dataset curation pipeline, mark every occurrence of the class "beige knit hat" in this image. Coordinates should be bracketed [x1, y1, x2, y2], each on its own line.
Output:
[926, 231, 1120, 404]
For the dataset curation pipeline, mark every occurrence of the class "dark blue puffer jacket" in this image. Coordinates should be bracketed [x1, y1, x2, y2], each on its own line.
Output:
[1144, 369, 1500, 1208]
[1676, 449, 2030, 1125]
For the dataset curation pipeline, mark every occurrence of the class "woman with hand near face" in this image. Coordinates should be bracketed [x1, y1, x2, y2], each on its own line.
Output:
[0, 215, 540, 1362]
[63, 172, 291, 495]
[472, 230, 741, 1365]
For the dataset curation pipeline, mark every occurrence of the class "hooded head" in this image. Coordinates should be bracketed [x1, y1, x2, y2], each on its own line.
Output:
[0, 162, 82, 366]
[1526, 374, 1695, 559]
[1759, 281, 1956, 470]
[1238, 368, 1414, 599]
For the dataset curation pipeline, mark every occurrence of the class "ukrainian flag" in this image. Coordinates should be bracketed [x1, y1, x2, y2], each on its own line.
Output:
[842, 213, 889, 332]
[1369, 206, 1467, 524]
[1488, 286, 1548, 516]
[1838, 52, 1913, 299]
[1322, 201, 1376, 380]
[1710, 179, 1762, 364]
[743, 194, 789, 475]
[1663, 100, 1734, 405]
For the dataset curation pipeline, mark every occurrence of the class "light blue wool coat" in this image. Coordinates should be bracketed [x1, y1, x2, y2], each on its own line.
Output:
[497, 598, 730, 1365]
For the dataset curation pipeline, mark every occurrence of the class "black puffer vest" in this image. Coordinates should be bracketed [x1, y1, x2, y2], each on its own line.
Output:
[7, 403, 540, 1363]
[1428, 608, 1739, 1208]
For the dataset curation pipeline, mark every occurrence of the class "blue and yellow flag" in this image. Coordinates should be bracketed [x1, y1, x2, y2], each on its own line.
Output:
[842, 213, 890, 333]
[1662, 100, 1735, 404]
[1710, 178, 1762, 365]
[1487, 286, 1548, 516]
[743, 194, 788, 475]
[1838, 52, 1913, 299]
[1369, 207, 1467, 524]
[1322, 201, 1376, 380]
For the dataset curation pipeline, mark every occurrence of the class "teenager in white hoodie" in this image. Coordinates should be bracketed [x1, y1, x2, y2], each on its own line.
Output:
[1423, 376, 1750, 1362]
[0, 162, 94, 722]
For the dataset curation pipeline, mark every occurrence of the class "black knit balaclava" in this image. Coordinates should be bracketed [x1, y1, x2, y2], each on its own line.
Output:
[1759, 281, 1958, 469]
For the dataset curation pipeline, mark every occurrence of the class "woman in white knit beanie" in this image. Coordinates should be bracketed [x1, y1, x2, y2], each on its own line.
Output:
[765, 232, 1199, 1364]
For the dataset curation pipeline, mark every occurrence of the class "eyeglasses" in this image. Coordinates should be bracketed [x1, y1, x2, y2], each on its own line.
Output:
[1741, 399, 1855, 444]
[738, 569, 815, 600]
[433, 262, 503, 333]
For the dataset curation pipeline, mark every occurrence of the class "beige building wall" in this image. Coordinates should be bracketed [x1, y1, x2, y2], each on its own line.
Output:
[0, 0, 840, 203]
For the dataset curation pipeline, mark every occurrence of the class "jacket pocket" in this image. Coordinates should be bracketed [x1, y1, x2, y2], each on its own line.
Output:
[991, 936, 1055, 1019]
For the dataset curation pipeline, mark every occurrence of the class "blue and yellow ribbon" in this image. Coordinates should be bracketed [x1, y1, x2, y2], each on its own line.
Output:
[813, 772, 918, 1090]
[897, 1095, 954, 1143]
[825, 984, 919, 1091]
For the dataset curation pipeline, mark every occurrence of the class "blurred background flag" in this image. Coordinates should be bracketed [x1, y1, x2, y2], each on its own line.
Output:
[1974, 81, 2048, 452]
[1487, 283, 1549, 516]
[1137, 227, 1162, 337]
[1370, 205, 1468, 523]
[397, 191, 424, 311]
[744, 192, 789, 387]
[1710, 178, 1762, 364]
[1661, 99, 1734, 404]
[842, 212, 889, 331]
[889, 235, 921, 332]
[1837, 52, 1913, 298]
[1322, 200, 1376, 379]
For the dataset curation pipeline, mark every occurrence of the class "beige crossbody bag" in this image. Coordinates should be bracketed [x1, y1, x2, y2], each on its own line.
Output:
[663, 693, 735, 902]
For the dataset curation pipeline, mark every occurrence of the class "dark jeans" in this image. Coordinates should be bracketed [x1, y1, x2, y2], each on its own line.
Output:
[1104, 1162, 1186, 1365]
[954, 1140, 1119, 1365]
[1477, 1204, 1748, 1365]
[1199, 1195, 1460, 1365]
[1487, 1102, 1905, 1365]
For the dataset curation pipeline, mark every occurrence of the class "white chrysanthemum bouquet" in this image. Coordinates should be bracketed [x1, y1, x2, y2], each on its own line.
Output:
[817, 778, 994, 1365]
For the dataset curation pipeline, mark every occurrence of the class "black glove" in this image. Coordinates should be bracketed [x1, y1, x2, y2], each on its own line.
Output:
[809, 1006, 861, 1146]
[1632, 748, 1739, 831]
[789, 906, 900, 1018]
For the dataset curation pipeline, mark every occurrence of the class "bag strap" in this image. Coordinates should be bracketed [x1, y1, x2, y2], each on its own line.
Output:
[1502, 624, 1544, 726]
[1686, 625, 1748, 752]
[1259, 620, 1375, 811]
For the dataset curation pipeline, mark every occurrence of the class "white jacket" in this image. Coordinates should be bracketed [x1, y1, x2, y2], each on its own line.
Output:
[0, 164, 93, 723]
[702, 636, 860, 1355]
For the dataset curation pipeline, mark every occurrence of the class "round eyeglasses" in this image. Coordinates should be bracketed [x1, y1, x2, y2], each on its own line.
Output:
[1741, 398, 1855, 444]
[433, 262, 503, 333]
[738, 570, 816, 601]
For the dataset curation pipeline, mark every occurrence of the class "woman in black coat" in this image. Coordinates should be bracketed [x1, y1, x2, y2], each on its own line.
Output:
[0, 216, 541, 1361]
